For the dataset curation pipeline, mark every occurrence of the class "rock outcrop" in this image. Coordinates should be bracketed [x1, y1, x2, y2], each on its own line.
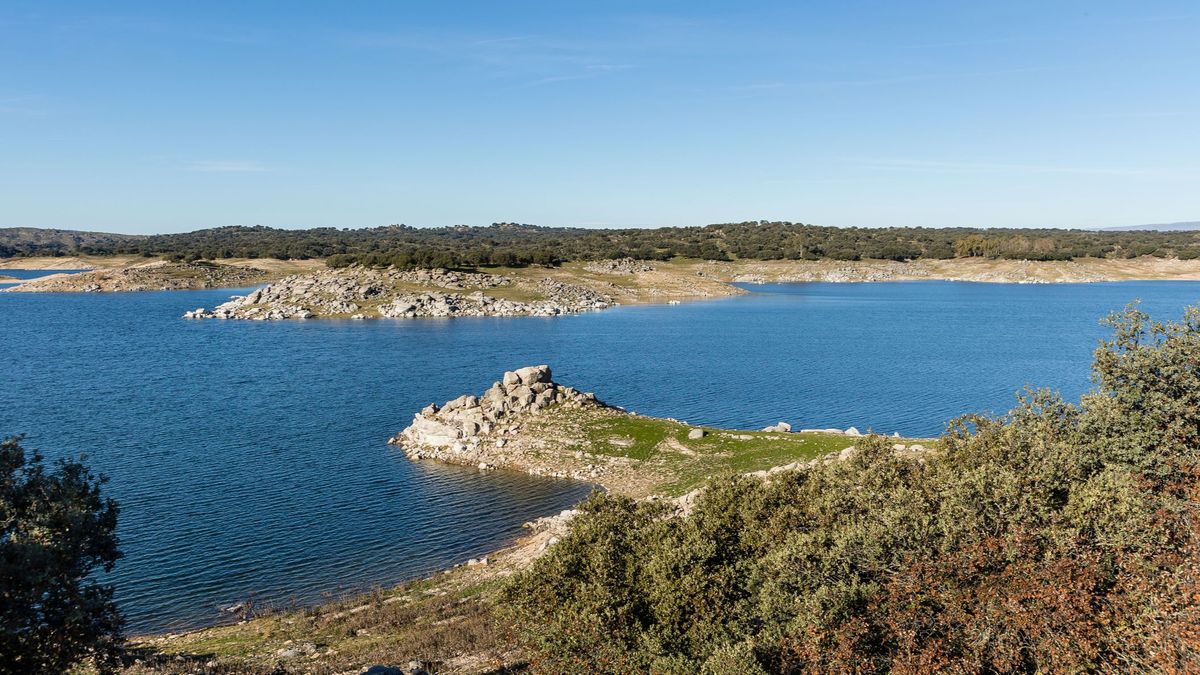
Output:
[184, 267, 612, 320]
[584, 258, 656, 274]
[390, 365, 604, 470]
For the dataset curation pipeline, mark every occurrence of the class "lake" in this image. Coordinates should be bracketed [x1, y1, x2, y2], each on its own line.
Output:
[3, 279, 1199, 633]
[0, 268, 88, 285]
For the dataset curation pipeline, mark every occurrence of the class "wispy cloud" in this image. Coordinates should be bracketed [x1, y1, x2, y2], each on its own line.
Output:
[843, 157, 1191, 178]
[0, 94, 50, 116]
[726, 66, 1058, 93]
[527, 63, 635, 86]
[1083, 110, 1191, 120]
[337, 15, 712, 85]
[184, 160, 271, 173]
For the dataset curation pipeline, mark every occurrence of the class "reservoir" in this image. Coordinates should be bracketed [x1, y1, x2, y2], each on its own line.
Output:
[3, 279, 1198, 632]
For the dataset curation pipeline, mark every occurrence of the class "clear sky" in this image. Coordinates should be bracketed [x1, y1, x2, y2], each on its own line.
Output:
[2, 1, 1198, 233]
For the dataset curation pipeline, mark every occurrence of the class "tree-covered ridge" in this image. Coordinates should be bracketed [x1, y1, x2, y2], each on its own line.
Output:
[501, 306, 1200, 673]
[4, 222, 1200, 267]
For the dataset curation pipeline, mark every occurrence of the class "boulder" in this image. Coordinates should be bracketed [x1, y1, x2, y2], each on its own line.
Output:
[514, 365, 552, 385]
[687, 428, 706, 440]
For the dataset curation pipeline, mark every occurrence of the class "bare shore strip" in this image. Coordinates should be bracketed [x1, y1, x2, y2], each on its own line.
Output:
[127, 367, 930, 673]
[0, 257, 321, 293]
[6, 255, 1200, 305]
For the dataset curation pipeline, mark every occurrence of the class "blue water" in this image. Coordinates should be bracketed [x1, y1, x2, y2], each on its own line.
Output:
[3, 279, 1200, 633]
[0, 268, 87, 285]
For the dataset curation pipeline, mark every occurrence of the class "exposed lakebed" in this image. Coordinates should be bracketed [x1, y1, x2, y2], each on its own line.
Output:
[2, 278, 1199, 632]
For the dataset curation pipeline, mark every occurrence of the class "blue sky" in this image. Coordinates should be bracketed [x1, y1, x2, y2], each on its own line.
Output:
[2, 1, 1198, 233]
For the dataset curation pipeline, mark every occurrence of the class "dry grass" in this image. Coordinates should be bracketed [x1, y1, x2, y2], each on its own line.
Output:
[118, 552, 538, 674]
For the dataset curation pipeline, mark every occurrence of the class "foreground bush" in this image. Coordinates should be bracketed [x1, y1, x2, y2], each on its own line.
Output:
[0, 437, 123, 674]
[503, 306, 1200, 673]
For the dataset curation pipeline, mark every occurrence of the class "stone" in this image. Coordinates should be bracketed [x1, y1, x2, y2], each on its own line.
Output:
[845, 426, 862, 436]
[687, 428, 706, 439]
[763, 422, 792, 433]
[514, 364, 552, 384]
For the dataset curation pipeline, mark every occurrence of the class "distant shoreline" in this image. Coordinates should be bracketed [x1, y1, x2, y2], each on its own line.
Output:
[5, 256, 1200, 309]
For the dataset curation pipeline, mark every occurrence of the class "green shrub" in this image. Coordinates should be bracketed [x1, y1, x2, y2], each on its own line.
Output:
[0, 436, 123, 674]
[502, 305, 1200, 672]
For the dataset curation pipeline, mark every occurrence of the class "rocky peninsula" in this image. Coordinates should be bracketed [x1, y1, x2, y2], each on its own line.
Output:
[126, 365, 933, 673]
[391, 364, 924, 497]
[183, 267, 613, 320]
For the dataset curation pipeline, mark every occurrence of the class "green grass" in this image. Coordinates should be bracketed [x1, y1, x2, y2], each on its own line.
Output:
[583, 415, 681, 460]
[574, 411, 930, 496]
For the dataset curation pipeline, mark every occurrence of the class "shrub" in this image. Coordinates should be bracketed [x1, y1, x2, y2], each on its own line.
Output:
[0, 436, 123, 674]
[502, 306, 1200, 672]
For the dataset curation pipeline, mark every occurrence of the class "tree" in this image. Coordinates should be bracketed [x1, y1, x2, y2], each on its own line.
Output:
[0, 436, 123, 674]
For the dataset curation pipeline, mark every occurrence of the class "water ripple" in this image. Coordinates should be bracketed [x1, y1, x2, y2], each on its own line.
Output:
[3, 279, 1199, 632]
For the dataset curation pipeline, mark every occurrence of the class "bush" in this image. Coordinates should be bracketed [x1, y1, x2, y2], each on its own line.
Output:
[502, 306, 1200, 672]
[0, 436, 123, 674]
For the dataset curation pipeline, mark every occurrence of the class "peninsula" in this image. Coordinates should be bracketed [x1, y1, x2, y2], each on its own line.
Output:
[125, 365, 930, 673]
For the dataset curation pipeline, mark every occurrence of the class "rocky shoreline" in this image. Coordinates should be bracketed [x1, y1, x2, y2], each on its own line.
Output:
[389, 364, 929, 497]
[719, 256, 1200, 284]
[128, 366, 934, 673]
[183, 267, 612, 320]
[389, 365, 610, 480]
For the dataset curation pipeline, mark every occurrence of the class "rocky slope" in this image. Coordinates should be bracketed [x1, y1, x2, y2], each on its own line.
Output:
[582, 257, 656, 274]
[184, 267, 612, 320]
[2, 260, 273, 292]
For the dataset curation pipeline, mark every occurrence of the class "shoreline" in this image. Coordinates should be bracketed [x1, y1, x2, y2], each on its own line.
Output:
[3, 254, 1200, 299]
[127, 366, 933, 672]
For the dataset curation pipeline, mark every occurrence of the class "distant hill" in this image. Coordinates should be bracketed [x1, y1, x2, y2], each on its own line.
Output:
[1105, 221, 1200, 232]
[0, 227, 143, 256]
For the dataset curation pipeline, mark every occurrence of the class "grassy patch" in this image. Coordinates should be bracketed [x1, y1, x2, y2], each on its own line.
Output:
[582, 415, 682, 460]
[565, 407, 931, 496]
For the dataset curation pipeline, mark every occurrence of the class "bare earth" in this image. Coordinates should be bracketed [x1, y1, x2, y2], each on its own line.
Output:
[1, 258, 322, 292]
[6, 255, 1200, 298]
[707, 256, 1200, 284]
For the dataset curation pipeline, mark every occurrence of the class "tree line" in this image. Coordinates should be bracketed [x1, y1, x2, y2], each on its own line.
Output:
[3, 222, 1200, 268]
